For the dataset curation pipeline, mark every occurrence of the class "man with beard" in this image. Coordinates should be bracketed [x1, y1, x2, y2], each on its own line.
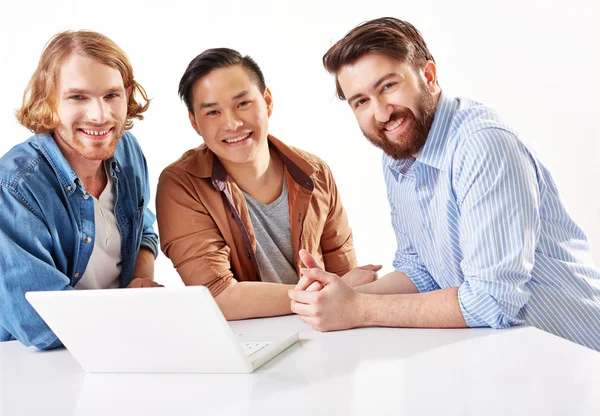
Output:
[0, 30, 160, 350]
[288, 17, 600, 351]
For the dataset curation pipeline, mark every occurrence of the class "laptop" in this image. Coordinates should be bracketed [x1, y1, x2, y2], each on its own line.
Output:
[25, 286, 298, 373]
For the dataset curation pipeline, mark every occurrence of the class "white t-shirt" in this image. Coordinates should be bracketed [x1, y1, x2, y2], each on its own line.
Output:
[75, 172, 122, 289]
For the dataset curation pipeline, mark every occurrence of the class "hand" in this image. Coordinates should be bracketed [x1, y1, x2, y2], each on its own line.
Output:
[289, 268, 362, 332]
[127, 277, 163, 288]
[297, 249, 324, 292]
[341, 264, 382, 287]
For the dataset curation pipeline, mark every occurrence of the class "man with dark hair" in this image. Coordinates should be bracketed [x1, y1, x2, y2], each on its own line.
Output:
[0, 31, 160, 350]
[156, 48, 378, 319]
[289, 17, 600, 351]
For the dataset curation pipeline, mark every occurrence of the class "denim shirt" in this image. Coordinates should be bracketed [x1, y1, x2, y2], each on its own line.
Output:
[0, 132, 158, 350]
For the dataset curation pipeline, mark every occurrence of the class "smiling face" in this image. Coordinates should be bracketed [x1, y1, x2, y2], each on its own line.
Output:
[337, 53, 439, 160]
[53, 53, 130, 164]
[187, 64, 273, 167]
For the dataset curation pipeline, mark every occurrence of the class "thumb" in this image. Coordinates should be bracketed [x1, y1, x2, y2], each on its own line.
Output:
[356, 264, 382, 272]
[300, 268, 337, 286]
[299, 249, 323, 270]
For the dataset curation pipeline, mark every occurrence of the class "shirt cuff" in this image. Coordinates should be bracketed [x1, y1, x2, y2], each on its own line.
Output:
[458, 280, 524, 328]
[396, 267, 440, 293]
[140, 233, 159, 259]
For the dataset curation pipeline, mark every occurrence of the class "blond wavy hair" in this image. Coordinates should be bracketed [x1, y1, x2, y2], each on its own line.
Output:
[16, 30, 150, 133]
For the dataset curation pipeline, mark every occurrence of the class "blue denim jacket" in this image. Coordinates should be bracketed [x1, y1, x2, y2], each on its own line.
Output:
[0, 132, 158, 350]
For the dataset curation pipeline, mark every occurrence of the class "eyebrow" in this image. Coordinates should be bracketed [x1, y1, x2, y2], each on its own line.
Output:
[347, 73, 397, 105]
[199, 90, 249, 109]
[63, 87, 125, 96]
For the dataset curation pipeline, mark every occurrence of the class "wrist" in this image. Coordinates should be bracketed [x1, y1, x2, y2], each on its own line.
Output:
[354, 292, 372, 327]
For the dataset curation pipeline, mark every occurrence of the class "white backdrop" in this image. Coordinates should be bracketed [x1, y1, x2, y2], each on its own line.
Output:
[1, 0, 598, 286]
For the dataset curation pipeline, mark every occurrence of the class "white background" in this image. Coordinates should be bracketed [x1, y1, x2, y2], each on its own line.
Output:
[1, 0, 599, 286]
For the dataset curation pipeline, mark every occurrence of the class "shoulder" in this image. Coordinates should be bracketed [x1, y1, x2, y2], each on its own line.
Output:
[0, 136, 57, 200]
[286, 145, 331, 172]
[159, 144, 212, 188]
[449, 99, 531, 169]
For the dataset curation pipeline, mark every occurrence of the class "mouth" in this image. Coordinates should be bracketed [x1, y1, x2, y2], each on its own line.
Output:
[78, 127, 114, 140]
[383, 117, 405, 134]
[222, 131, 252, 145]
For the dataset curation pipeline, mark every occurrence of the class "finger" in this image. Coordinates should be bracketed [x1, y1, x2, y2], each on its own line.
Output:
[299, 268, 338, 286]
[356, 264, 383, 272]
[288, 288, 320, 304]
[294, 275, 315, 291]
[290, 300, 317, 317]
[128, 278, 142, 288]
[306, 281, 323, 292]
[299, 249, 322, 270]
[298, 315, 320, 329]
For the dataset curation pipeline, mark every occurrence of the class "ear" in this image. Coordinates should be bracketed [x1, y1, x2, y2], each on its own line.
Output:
[421, 61, 439, 93]
[188, 112, 202, 136]
[264, 87, 274, 118]
[126, 85, 133, 98]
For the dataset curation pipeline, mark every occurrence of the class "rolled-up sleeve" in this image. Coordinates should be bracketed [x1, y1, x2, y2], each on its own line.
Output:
[454, 127, 536, 328]
[156, 170, 235, 297]
[391, 213, 440, 293]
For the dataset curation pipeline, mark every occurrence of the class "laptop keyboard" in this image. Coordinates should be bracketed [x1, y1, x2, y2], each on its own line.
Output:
[241, 342, 271, 357]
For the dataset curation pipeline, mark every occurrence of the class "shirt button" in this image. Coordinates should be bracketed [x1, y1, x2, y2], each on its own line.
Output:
[440, 265, 446, 271]
[429, 223, 435, 229]
[419, 184, 426, 191]
[74, 272, 80, 278]
[67, 186, 72, 191]
[85, 236, 92, 243]
[83, 194, 90, 200]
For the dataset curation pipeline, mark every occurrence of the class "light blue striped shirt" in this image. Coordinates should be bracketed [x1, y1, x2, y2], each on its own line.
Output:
[384, 92, 600, 351]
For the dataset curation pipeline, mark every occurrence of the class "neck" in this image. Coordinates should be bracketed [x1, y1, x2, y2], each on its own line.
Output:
[222, 142, 272, 186]
[222, 144, 285, 204]
[53, 135, 107, 198]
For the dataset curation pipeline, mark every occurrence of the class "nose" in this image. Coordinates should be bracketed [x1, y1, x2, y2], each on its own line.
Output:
[222, 110, 243, 131]
[372, 97, 393, 124]
[87, 98, 109, 124]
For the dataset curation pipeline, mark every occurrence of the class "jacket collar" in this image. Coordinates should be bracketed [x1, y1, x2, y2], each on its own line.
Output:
[186, 134, 316, 192]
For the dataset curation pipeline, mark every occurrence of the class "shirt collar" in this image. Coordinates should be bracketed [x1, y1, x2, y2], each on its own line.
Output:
[385, 91, 458, 178]
[414, 91, 458, 171]
[36, 134, 120, 196]
[187, 134, 316, 192]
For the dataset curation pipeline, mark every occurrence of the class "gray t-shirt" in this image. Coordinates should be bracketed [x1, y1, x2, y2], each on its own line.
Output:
[243, 179, 299, 285]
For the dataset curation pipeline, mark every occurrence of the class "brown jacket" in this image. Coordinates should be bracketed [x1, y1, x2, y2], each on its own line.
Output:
[156, 135, 357, 296]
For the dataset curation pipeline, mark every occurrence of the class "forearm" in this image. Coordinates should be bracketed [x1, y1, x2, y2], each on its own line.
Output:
[132, 247, 155, 280]
[215, 281, 294, 320]
[355, 271, 419, 294]
[359, 287, 467, 328]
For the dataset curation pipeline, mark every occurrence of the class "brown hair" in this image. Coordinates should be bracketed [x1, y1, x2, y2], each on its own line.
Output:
[323, 17, 435, 100]
[16, 30, 150, 133]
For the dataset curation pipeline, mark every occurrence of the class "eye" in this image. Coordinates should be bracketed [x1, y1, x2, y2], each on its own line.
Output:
[354, 98, 369, 109]
[105, 93, 119, 99]
[382, 82, 397, 91]
[205, 110, 220, 116]
[238, 100, 251, 108]
[69, 95, 85, 100]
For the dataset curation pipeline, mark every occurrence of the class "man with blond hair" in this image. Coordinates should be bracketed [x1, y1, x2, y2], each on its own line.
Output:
[0, 30, 160, 350]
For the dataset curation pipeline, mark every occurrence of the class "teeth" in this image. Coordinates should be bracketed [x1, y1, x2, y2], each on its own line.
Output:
[385, 118, 404, 131]
[224, 133, 250, 144]
[82, 129, 110, 136]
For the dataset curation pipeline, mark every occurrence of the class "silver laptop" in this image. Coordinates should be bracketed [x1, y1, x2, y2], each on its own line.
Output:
[25, 286, 298, 373]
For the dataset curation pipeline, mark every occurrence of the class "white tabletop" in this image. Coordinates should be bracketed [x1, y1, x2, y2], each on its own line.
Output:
[1, 315, 599, 415]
